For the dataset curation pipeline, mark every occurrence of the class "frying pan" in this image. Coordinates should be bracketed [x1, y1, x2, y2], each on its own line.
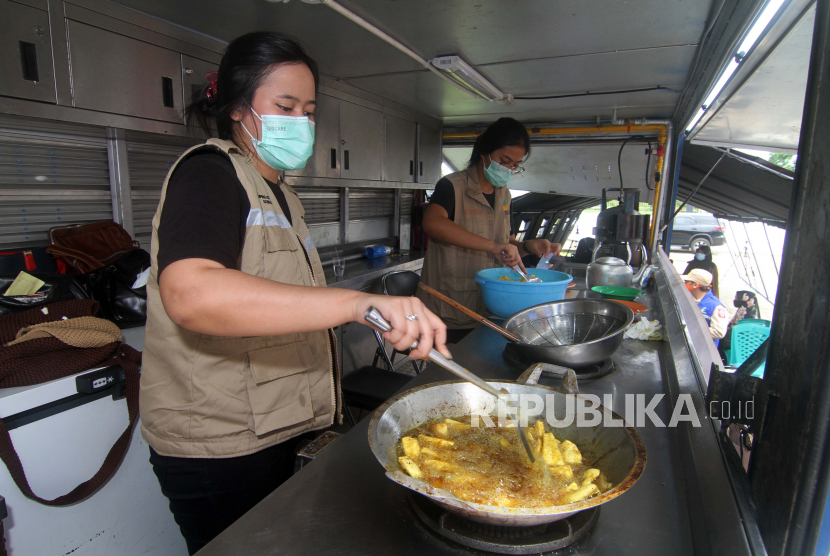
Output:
[368, 364, 647, 526]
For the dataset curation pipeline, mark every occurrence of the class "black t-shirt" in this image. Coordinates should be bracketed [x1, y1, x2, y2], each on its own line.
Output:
[429, 178, 514, 235]
[157, 151, 292, 274]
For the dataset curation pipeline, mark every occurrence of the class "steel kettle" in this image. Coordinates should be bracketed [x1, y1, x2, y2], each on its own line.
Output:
[587, 257, 633, 288]
[587, 242, 652, 289]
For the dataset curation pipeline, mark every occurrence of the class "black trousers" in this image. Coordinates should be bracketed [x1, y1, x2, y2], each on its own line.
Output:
[149, 436, 306, 555]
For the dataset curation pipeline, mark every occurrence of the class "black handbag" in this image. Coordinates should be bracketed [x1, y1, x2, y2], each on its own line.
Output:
[85, 249, 150, 329]
[0, 273, 89, 316]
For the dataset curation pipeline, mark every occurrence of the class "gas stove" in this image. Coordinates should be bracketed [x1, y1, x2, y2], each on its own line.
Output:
[408, 492, 600, 555]
[502, 343, 616, 380]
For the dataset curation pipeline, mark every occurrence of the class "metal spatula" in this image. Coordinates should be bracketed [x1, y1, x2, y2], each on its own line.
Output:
[364, 307, 536, 462]
[512, 265, 543, 283]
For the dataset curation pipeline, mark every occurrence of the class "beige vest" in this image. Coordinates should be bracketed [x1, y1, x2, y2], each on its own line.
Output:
[417, 167, 511, 328]
[140, 138, 341, 458]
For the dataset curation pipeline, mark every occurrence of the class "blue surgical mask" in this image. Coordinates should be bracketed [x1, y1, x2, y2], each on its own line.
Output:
[241, 109, 315, 171]
[695, 253, 706, 261]
[484, 155, 514, 188]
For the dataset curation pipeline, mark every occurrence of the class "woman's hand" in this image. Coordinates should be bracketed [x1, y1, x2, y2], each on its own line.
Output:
[523, 239, 562, 258]
[353, 295, 451, 360]
[491, 242, 525, 271]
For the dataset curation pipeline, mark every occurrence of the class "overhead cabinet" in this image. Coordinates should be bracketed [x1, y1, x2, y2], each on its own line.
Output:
[288, 94, 383, 181]
[67, 21, 184, 123]
[289, 95, 443, 186]
[418, 124, 442, 185]
[384, 115, 416, 182]
[1, 0, 444, 180]
[292, 93, 341, 179]
[0, 1, 56, 104]
[339, 101, 382, 181]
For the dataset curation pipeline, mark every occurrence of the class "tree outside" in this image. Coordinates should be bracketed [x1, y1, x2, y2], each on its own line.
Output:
[767, 152, 796, 171]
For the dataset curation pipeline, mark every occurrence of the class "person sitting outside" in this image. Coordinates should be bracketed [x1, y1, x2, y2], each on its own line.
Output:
[683, 245, 719, 298]
[730, 291, 760, 325]
[719, 290, 761, 362]
[682, 269, 729, 346]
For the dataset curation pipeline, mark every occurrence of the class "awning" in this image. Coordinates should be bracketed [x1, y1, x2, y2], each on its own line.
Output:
[678, 144, 793, 227]
[511, 192, 599, 213]
[688, 1, 814, 154]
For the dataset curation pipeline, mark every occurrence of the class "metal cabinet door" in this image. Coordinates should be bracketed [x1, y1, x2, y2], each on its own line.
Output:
[383, 115, 415, 182]
[67, 21, 183, 123]
[0, 1, 56, 104]
[339, 102, 382, 181]
[418, 124, 443, 185]
[287, 93, 340, 179]
[181, 55, 218, 124]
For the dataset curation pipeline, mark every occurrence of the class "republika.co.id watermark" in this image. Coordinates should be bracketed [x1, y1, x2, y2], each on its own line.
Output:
[468, 394, 754, 428]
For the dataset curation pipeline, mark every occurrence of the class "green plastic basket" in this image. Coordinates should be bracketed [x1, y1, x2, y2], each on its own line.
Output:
[591, 286, 647, 301]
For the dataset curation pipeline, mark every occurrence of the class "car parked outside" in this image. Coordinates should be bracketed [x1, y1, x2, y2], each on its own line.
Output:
[671, 213, 726, 250]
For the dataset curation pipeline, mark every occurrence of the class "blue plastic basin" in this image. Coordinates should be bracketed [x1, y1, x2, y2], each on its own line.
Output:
[474, 267, 573, 318]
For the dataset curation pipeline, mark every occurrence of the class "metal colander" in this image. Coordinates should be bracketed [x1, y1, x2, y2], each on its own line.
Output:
[502, 299, 635, 367]
[513, 313, 626, 346]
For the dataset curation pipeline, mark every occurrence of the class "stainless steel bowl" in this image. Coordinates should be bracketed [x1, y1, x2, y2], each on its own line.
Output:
[368, 367, 647, 526]
[502, 299, 635, 368]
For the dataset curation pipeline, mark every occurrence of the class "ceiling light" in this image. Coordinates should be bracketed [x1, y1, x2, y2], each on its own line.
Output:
[431, 56, 515, 105]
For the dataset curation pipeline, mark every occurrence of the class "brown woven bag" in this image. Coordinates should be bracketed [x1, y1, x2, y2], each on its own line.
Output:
[0, 300, 141, 507]
[46, 221, 139, 274]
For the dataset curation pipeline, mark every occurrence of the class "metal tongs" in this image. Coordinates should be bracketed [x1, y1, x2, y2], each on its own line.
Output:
[364, 307, 536, 462]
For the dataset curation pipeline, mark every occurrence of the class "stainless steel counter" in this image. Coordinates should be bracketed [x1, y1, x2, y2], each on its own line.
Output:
[322, 252, 425, 376]
[196, 265, 758, 555]
[324, 252, 424, 291]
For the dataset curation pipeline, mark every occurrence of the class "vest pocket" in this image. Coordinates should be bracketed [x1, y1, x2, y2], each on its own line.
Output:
[264, 226, 298, 253]
[440, 277, 479, 292]
[437, 277, 482, 323]
[465, 219, 492, 237]
[246, 342, 316, 436]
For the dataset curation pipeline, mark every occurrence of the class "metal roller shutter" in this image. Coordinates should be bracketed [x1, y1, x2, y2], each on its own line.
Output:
[349, 188, 395, 220]
[0, 114, 111, 249]
[293, 186, 341, 224]
[126, 130, 201, 247]
[400, 189, 415, 217]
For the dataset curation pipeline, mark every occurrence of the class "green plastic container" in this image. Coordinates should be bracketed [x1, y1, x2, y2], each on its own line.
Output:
[591, 285, 647, 301]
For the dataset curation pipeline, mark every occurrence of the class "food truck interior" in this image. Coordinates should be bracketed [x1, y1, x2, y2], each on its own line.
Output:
[0, 0, 828, 555]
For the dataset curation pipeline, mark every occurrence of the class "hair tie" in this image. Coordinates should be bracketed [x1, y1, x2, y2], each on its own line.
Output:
[205, 71, 219, 100]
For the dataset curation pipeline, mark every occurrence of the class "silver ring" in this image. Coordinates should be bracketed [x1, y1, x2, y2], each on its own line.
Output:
[405, 313, 418, 321]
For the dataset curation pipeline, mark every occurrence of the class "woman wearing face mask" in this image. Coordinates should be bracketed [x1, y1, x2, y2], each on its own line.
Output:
[418, 118, 560, 343]
[140, 32, 448, 554]
[682, 244, 719, 298]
